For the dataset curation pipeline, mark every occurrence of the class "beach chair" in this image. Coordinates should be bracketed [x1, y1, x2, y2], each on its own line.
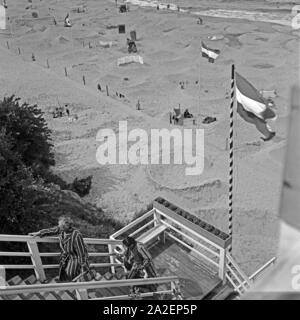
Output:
[119, 5, 127, 13]
[173, 107, 183, 125]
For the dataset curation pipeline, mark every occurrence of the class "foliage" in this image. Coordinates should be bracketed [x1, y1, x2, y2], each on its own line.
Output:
[70, 176, 92, 197]
[0, 96, 119, 237]
[0, 96, 55, 175]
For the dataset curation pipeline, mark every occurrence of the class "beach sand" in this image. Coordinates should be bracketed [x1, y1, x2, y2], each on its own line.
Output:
[0, 0, 299, 275]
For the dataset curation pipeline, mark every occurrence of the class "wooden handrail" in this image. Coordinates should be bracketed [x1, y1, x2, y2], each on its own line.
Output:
[39, 252, 117, 257]
[91, 289, 173, 300]
[3, 262, 123, 270]
[161, 220, 220, 258]
[226, 253, 250, 286]
[226, 273, 242, 295]
[0, 251, 117, 258]
[0, 252, 32, 257]
[129, 219, 155, 237]
[249, 257, 276, 282]
[235, 257, 276, 292]
[167, 233, 219, 268]
[226, 263, 248, 292]
[0, 234, 123, 245]
[110, 209, 155, 239]
[0, 276, 179, 296]
[0, 234, 125, 280]
[156, 209, 223, 252]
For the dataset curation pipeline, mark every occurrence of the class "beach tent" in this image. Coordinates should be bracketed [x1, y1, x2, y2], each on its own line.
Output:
[130, 30, 137, 41]
[119, 5, 127, 13]
[118, 24, 125, 33]
[117, 55, 143, 66]
[99, 41, 113, 48]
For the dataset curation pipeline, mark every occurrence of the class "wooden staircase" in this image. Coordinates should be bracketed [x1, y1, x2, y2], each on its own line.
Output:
[0, 268, 172, 300]
[0, 198, 275, 300]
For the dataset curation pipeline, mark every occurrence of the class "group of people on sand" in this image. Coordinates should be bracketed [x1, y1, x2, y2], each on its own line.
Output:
[52, 105, 70, 118]
[52, 105, 78, 121]
[29, 216, 158, 293]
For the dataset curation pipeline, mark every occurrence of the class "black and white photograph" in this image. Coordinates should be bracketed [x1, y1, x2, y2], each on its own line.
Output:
[0, 0, 299, 308]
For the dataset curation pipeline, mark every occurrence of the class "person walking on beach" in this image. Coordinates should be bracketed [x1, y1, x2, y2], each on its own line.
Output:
[136, 100, 141, 110]
[28, 216, 90, 282]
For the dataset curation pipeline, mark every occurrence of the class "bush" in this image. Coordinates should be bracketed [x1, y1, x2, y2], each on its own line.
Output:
[0, 96, 115, 237]
[70, 176, 92, 197]
[0, 96, 54, 174]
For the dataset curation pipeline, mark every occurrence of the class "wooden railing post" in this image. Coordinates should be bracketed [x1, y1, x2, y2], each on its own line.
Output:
[153, 209, 165, 243]
[108, 237, 116, 274]
[27, 240, 46, 282]
[0, 265, 5, 286]
[153, 209, 160, 227]
[76, 288, 89, 300]
[218, 248, 226, 283]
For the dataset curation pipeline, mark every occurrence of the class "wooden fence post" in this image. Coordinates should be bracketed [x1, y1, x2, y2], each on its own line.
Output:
[0, 265, 5, 286]
[18, 47, 21, 55]
[108, 241, 116, 274]
[6, 41, 9, 49]
[27, 240, 46, 282]
[106, 85, 109, 96]
[83, 75, 86, 86]
[218, 248, 226, 284]
[64, 67, 68, 77]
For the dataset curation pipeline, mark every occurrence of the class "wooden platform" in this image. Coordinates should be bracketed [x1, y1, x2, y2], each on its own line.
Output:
[150, 238, 222, 300]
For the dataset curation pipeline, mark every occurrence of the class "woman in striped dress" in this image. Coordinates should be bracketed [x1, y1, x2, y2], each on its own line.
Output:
[29, 216, 89, 282]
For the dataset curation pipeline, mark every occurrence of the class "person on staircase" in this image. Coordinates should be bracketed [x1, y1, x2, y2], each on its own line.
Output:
[28, 216, 90, 282]
[121, 236, 158, 293]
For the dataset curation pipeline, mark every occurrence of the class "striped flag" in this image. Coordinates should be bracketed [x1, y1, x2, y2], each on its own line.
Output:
[201, 41, 220, 63]
[235, 72, 276, 141]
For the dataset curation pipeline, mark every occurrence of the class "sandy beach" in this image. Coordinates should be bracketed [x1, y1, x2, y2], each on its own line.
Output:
[0, 0, 299, 275]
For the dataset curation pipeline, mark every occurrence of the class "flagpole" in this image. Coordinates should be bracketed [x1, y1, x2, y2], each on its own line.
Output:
[198, 41, 202, 120]
[228, 64, 235, 253]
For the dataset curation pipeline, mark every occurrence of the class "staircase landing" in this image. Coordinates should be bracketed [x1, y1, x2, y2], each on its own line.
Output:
[150, 238, 222, 299]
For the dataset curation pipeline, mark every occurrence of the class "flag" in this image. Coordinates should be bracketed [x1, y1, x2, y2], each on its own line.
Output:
[201, 41, 220, 63]
[235, 72, 276, 141]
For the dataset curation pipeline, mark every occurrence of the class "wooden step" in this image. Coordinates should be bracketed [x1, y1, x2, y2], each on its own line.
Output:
[7, 275, 23, 286]
[47, 279, 69, 300]
[23, 275, 46, 300]
[103, 271, 114, 281]
[23, 275, 38, 285]
[6, 276, 28, 300]
[6, 276, 43, 300]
